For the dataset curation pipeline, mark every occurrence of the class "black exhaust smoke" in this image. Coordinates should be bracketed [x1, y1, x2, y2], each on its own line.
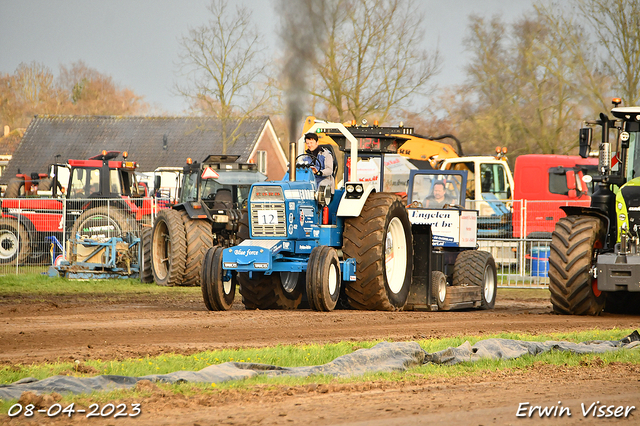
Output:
[277, 0, 325, 181]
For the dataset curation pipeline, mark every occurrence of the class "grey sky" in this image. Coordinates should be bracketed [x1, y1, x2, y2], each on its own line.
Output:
[0, 0, 533, 116]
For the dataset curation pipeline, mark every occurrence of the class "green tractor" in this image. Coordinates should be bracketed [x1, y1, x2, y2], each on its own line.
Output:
[549, 100, 640, 314]
[150, 155, 266, 287]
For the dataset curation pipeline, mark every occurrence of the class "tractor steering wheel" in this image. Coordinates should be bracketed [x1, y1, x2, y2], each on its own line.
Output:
[295, 153, 317, 169]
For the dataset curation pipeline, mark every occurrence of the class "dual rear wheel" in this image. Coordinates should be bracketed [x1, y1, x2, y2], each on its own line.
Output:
[151, 209, 212, 287]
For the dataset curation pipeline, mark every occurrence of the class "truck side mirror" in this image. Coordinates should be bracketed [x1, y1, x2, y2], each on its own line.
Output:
[579, 128, 592, 158]
[154, 176, 161, 194]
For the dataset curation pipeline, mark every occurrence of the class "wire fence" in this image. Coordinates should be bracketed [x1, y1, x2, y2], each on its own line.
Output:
[1, 196, 576, 288]
[478, 238, 551, 289]
[0, 197, 162, 276]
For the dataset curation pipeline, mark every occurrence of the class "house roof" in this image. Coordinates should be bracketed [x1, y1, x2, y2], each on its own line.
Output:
[1, 115, 271, 184]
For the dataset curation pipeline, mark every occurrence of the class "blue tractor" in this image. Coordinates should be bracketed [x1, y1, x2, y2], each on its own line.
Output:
[200, 121, 414, 311]
[200, 120, 498, 312]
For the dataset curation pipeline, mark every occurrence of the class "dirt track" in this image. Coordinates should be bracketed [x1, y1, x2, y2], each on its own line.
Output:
[1, 289, 639, 425]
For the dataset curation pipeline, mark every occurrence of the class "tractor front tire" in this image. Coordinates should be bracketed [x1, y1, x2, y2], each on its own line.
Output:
[453, 250, 497, 309]
[181, 212, 213, 287]
[342, 193, 413, 311]
[0, 218, 30, 265]
[549, 216, 605, 315]
[151, 209, 186, 286]
[306, 246, 341, 311]
[201, 247, 235, 311]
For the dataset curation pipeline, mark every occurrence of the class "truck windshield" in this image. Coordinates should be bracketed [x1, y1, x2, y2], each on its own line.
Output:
[411, 174, 463, 206]
[480, 163, 511, 200]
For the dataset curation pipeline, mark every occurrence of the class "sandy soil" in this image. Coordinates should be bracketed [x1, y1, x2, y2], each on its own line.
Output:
[1, 289, 639, 425]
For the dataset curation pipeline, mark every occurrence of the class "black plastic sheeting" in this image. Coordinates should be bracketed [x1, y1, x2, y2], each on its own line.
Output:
[1, 332, 638, 401]
[424, 330, 640, 365]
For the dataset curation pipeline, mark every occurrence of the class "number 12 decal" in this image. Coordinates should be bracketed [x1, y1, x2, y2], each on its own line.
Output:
[257, 210, 279, 225]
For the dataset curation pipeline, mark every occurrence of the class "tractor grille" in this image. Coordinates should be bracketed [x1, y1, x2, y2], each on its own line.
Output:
[251, 202, 287, 237]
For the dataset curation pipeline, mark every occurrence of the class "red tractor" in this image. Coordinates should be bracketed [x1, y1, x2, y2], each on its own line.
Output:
[0, 151, 154, 280]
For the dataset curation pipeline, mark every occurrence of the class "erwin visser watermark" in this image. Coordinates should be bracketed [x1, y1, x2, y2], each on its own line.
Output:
[516, 401, 635, 419]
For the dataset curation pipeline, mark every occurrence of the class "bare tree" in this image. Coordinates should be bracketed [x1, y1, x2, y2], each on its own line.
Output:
[537, 0, 640, 108]
[308, 0, 440, 123]
[0, 61, 148, 131]
[59, 61, 148, 115]
[441, 12, 588, 157]
[175, 0, 270, 153]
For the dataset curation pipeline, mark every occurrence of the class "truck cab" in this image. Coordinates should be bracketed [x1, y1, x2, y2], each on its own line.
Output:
[512, 154, 597, 238]
[440, 155, 514, 216]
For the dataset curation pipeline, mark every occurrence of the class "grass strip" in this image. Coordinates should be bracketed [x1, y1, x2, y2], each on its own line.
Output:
[0, 274, 548, 298]
[1, 328, 638, 411]
[0, 274, 197, 296]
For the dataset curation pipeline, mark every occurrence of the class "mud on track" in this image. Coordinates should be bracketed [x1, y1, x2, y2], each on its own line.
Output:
[1, 289, 638, 365]
[1, 289, 639, 425]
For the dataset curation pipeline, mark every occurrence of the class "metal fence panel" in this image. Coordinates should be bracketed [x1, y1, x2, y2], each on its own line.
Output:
[0, 197, 156, 276]
[1, 197, 576, 287]
[478, 238, 550, 288]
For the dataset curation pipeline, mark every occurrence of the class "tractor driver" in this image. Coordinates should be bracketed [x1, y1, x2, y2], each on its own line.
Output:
[303, 132, 334, 190]
[423, 180, 454, 208]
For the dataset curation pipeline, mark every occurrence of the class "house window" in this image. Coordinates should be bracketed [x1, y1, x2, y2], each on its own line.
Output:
[257, 151, 267, 174]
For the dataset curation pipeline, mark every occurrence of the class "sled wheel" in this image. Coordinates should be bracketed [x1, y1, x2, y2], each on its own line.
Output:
[453, 250, 497, 309]
[431, 270, 447, 310]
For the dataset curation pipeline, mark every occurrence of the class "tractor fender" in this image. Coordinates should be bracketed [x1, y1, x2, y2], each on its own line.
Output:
[336, 183, 376, 217]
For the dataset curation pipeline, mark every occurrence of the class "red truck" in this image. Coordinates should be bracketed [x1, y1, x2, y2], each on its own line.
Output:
[511, 154, 598, 238]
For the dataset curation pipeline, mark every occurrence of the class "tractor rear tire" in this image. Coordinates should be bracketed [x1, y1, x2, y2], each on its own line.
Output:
[38, 178, 53, 192]
[201, 247, 236, 311]
[306, 246, 341, 311]
[71, 206, 139, 240]
[452, 250, 497, 309]
[0, 218, 30, 265]
[4, 178, 24, 198]
[549, 216, 605, 315]
[151, 209, 186, 286]
[342, 193, 413, 311]
[239, 271, 302, 310]
[181, 212, 213, 287]
[140, 227, 153, 283]
[431, 271, 447, 310]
